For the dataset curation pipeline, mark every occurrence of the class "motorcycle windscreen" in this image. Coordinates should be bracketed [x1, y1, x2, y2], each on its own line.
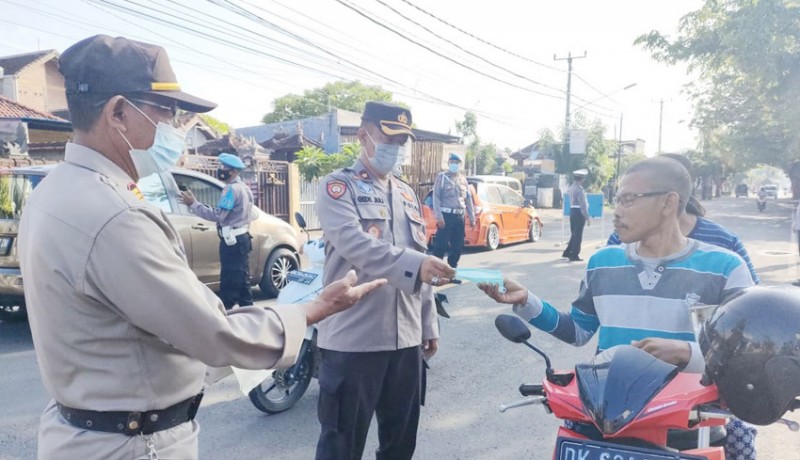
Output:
[576, 345, 679, 435]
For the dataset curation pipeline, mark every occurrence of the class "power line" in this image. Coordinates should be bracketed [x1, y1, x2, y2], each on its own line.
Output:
[397, 0, 564, 74]
[371, 0, 569, 98]
[333, 0, 568, 102]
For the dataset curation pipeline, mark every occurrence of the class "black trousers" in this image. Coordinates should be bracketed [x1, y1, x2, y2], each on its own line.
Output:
[431, 212, 466, 267]
[218, 233, 253, 309]
[315, 347, 422, 460]
[562, 208, 586, 260]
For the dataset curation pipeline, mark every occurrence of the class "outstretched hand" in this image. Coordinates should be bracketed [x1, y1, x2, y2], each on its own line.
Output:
[477, 278, 528, 305]
[304, 270, 387, 324]
[179, 189, 196, 206]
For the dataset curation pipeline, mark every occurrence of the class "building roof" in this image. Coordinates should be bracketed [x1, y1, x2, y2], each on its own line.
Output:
[0, 95, 69, 122]
[0, 50, 58, 76]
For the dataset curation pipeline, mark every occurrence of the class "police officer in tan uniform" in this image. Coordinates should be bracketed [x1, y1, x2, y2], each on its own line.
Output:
[431, 152, 475, 267]
[314, 102, 455, 460]
[18, 35, 385, 460]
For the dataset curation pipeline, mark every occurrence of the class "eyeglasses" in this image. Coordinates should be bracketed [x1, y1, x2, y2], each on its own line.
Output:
[128, 98, 180, 126]
[613, 191, 670, 208]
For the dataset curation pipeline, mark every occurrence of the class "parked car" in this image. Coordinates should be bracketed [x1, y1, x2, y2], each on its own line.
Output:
[469, 175, 523, 194]
[0, 165, 300, 322]
[421, 179, 542, 250]
[735, 183, 748, 198]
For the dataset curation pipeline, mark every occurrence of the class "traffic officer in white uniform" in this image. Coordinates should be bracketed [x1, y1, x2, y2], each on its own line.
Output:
[314, 101, 455, 460]
[18, 35, 385, 460]
[561, 168, 590, 262]
[180, 152, 255, 309]
[431, 152, 475, 267]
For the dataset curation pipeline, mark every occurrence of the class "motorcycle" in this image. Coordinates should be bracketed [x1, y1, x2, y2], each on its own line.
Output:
[493, 314, 800, 460]
[246, 212, 325, 414]
[757, 196, 767, 212]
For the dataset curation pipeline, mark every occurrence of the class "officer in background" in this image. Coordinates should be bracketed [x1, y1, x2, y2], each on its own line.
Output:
[431, 152, 475, 267]
[561, 168, 590, 262]
[180, 152, 254, 309]
[18, 35, 385, 460]
[315, 101, 456, 460]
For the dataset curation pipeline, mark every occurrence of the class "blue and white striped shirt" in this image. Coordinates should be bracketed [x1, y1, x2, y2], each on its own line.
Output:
[517, 240, 755, 372]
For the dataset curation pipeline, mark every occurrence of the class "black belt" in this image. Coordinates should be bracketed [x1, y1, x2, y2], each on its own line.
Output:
[57, 392, 203, 436]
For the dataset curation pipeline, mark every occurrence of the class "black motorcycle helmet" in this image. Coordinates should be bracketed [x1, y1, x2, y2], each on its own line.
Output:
[699, 286, 800, 425]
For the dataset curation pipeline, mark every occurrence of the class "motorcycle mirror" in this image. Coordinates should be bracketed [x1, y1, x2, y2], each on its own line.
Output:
[295, 212, 307, 230]
[495, 314, 531, 343]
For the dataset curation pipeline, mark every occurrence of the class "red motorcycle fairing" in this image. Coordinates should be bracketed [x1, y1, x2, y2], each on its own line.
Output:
[543, 346, 726, 459]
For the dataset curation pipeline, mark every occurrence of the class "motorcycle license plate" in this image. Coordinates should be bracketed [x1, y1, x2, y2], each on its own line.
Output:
[556, 437, 706, 460]
[287, 270, 318, 285]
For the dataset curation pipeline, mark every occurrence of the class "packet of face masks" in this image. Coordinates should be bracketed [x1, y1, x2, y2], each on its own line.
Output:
[455, 268, 506, 293]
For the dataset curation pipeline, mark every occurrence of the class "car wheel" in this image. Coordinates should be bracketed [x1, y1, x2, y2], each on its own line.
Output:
[259, 248, 299, 298]
[486, 224, 500, 250]
[529, 219, 542, 242]
[0, 303, 27, 323]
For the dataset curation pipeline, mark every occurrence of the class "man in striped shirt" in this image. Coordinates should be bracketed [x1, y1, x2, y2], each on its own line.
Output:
[480, 157, 756, 457]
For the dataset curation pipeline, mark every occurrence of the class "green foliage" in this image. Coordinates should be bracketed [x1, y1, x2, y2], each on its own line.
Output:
[262, 81, 395, 123]
[502, 161, 513, 174]
[455, 112, 478, 142]
[550, 113, 616, 191]
[198, 114, 231, 135]
[295, 143, 360, 182]
[475, 143, 498, 175]
[635, 0, 800, 176]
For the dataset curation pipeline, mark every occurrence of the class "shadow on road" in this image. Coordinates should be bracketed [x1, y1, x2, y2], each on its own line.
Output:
[0, 320, 33, 354]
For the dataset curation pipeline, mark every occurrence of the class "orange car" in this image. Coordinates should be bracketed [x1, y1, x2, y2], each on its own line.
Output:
[421, 178, 543, 250]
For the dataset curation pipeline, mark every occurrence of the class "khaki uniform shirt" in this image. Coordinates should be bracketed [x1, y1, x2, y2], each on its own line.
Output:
[432, 171, 475, 224]
[316, 159, 437, 352]
[189, 177, 254, 228]
[19, 143, 306, 459]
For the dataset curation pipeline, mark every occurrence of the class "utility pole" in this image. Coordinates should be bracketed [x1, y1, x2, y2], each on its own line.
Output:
[658, 99, 664, 153]
[554, 52, 587, 166]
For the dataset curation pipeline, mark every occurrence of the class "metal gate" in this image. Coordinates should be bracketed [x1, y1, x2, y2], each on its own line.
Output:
[299, 177, 322, 230]
[183, 155, 290, 222]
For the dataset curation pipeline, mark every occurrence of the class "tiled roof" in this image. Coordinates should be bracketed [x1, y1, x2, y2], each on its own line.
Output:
[0, 50, 58, 76]
[0, 95, 69, 122]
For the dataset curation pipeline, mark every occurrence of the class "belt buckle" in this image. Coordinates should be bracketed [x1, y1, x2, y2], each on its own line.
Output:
[125, 412, 143, 435]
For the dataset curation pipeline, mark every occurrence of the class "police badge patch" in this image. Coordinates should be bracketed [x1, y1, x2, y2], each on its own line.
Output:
[367, 224, 381, 238]
[327, 180, 347, 199]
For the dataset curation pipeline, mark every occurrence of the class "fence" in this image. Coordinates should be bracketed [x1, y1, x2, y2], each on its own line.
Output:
[299, 177, 322, 230]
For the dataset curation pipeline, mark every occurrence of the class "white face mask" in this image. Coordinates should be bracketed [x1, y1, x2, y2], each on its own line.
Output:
[117, 100, 186, 177]
[365, 131, 407, 177]
[448, 162, 460, 173]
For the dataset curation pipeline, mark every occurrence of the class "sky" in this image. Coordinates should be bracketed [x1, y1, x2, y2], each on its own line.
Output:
[0, 0, 704, 155]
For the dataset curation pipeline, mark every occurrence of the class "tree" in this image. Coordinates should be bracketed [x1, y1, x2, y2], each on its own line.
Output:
[294, 143, 360, 182]
[198, 114, 231, 135]
[551, 112, 616, 191]
[455, 112, 479, 174]
[262, 81, 395, 123]
[635, 0, 800, 195]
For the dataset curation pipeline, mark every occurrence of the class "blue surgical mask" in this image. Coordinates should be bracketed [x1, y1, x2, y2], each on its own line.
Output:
[119, 100, 187, 175]
[455, 268, 506, 293]
[448, 163, 460, 173]
[365, 131, 407, 176]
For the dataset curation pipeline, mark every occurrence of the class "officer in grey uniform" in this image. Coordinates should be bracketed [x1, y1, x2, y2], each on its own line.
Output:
[180, 152, 255, 309]
[18, 35, 385, 460]
[314, 101, 456, 460]
[561, 168, 590, 262]
[431, 152, 475, 267]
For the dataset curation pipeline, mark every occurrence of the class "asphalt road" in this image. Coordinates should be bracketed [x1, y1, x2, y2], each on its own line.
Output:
[2, 195, 799, 459]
